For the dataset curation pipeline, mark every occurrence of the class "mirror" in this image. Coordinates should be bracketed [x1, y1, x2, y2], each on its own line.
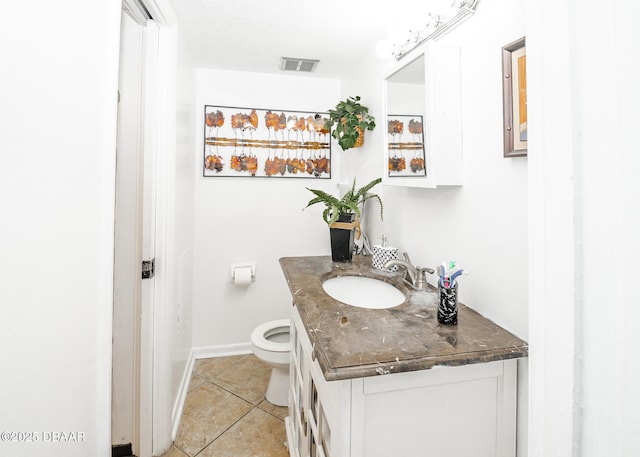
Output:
[387, 55, 425, 104]
[383, 53, 433, 187]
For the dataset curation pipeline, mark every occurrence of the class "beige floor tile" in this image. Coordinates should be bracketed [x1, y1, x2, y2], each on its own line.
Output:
[258, 399, 289, 421]
[211, 355, 271, 405]
[188, 372, 206, 392]
[194, 354, 250, 381]
[159, 445, 189, 457]
[198, 408, 288, 457]
[174, 382, 253, 456]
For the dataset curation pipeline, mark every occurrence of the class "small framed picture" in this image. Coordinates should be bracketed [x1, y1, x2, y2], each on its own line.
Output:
[502, 37, 527, 158]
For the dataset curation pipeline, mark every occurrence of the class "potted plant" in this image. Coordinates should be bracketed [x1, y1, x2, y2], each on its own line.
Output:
[325, 96, 376, 150]
[305, 177, 383, 262]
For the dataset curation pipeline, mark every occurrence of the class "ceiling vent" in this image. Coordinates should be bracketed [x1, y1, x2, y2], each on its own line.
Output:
[280, 57, 320, 73]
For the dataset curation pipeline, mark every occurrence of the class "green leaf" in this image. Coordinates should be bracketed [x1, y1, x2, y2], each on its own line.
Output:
[304, 177, 382, 225]
[354, 177, 381, 199]
[324, 95, 376, 150]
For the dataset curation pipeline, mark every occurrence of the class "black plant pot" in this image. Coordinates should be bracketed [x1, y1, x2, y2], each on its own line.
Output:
[330, 213, 356, 263]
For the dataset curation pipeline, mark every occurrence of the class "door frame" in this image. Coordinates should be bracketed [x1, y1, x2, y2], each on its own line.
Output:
[113, 0, 177, 455]
[113, 8, 147, 455]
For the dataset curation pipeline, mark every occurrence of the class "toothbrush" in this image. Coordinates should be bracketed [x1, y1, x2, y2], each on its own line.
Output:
[439, 263, 447, 287]
[450, 269, 464, 286]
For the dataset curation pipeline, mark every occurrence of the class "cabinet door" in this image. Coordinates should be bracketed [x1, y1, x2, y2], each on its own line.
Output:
[289, 312, 321, 457]
[290, 308, 345, 457]
[307, 376, 334, 457]
[353, 360, 517, 457]
[287, 320, 306, 457]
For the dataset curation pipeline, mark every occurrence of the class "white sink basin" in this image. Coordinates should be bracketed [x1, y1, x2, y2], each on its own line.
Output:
[322, 276, 406, 309]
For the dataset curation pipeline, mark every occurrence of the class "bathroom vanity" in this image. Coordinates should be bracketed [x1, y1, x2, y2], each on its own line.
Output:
[279, 256, 528, 457]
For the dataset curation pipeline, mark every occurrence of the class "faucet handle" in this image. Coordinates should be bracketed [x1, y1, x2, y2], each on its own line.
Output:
[414, 267, 429, 289]
[419, 266, 435, 275]
[403, 252, 413, 265]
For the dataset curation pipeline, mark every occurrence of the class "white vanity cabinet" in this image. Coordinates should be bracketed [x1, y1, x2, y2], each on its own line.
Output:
[286, 306, 519, 457]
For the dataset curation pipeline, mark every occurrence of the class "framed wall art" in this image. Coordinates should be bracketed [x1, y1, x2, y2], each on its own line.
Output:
[203, 105, 331, 178]
[387, 114, 426, 177]
[502, 37, 527, 157]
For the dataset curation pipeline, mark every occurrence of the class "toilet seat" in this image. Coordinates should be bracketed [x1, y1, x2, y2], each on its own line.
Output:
[251, 319, 291, 353]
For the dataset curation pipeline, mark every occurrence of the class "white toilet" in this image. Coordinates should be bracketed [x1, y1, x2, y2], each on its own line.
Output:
[250, 319, 291, 406]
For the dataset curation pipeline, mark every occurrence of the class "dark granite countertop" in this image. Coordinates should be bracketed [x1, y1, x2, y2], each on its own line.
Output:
[279, 255, 528, 381]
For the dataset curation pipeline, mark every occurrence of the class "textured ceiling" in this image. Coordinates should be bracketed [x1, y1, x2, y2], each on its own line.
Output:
[168, 0, 441, 79]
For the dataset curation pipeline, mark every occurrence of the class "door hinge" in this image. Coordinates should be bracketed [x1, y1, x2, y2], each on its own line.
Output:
[142, 258, 155, 279]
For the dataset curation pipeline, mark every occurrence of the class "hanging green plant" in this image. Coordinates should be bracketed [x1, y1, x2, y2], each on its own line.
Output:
[324, 96, 376, 150]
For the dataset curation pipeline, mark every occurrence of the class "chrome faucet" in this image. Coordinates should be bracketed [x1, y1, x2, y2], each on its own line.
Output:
[384, 252, 435, 290]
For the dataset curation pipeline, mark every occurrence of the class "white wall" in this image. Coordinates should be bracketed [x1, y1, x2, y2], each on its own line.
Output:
[527, 0, 640, 455]
[525, 1, 577, 454]
[0, 1, 121, 456]
[578, 1, 640, 451]
[192, 69, 341, 351]
[338, 0, 529, 454]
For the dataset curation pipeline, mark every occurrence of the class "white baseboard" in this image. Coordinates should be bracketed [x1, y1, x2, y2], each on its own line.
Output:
[170, 343, 253, 441]
[192, 342, 252, 360]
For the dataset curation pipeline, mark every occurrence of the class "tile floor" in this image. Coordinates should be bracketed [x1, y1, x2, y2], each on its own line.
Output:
[161, 354, 289, 457]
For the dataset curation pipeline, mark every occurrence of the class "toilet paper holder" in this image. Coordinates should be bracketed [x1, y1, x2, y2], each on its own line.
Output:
[230, 262, 256, 283]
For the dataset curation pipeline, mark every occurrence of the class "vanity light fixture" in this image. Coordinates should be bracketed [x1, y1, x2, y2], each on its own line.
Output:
[376, 0, 480, 61]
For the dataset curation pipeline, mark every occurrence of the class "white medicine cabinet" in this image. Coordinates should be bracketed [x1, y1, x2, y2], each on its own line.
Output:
[383, 41, 463, 188]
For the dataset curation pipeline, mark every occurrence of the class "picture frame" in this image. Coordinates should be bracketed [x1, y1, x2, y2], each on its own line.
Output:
[203, 105, 331, 178]
[502, 37, 527, 158]
[386, 114, 427, 177]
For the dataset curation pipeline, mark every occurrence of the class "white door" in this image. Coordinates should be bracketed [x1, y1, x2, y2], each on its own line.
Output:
[113, 5, 157, 456]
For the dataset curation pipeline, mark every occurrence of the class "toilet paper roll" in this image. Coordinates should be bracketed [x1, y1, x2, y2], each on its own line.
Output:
[233, 266, 253, 285]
